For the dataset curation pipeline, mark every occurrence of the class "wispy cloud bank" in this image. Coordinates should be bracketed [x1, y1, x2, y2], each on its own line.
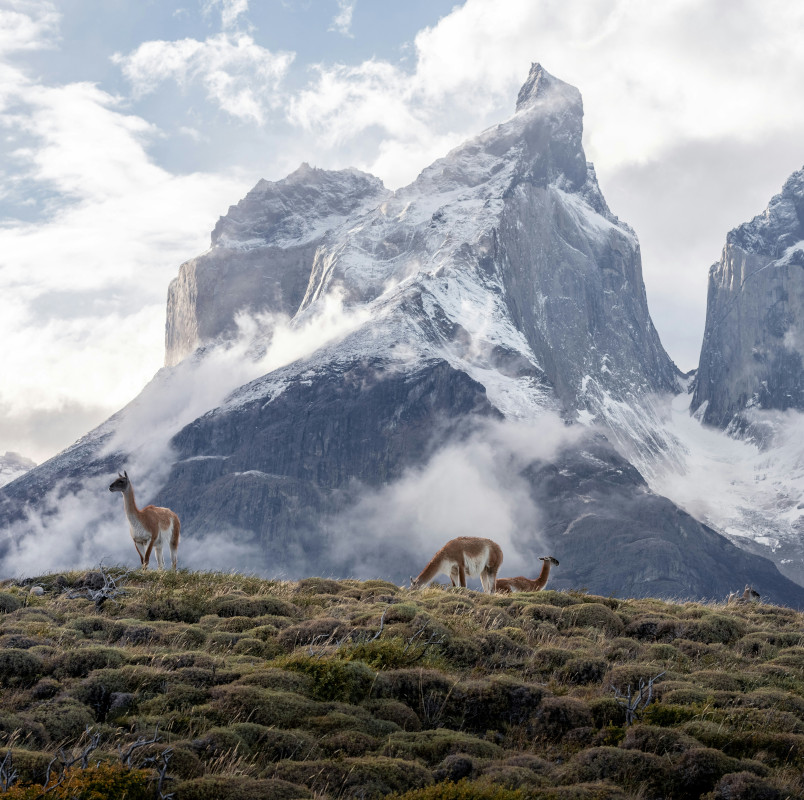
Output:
[322, 414, 585, 584]
[112, 34, 294, 124]
[329, 0, 356, 37]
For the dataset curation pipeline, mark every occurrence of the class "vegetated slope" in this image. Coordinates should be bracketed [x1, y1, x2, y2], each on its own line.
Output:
[0, 570, 802, 800]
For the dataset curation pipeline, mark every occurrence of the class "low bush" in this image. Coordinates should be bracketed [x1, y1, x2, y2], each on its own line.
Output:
[0, 649, 43, 687]
[211, 595, 297, 619]
[701, 771, 781, 800]
[531, 697, 593, 740]
[383, 729, 502, 765]
[679, 615, 745, 645]
[556, 657, 607, 685]
[29, 699, 95, 743]
[269, 756, 432, 799]
[567, 746, 669, 796]
[394, 779, 527, 800]
[174, 775, 312, 800]
[53, 646, 126, 678]
[363, 699, 421, 731]
[620, 723, 701, 754]
[211, 685, 321, 728]
[0, 592, 23, 613]
[560, 604, 624, 636]
[670, 748, 748, 796]
[283, 656, 374, 704]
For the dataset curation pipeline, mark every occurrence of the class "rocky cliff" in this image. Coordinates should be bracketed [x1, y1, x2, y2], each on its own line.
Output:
[693, 166, 804, 429]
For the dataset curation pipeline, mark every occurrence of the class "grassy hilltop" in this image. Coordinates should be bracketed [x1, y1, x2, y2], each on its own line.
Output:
[0, 570, 802, 799]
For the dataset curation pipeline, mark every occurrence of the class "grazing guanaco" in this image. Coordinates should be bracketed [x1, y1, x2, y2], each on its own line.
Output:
[109, 471, 180, 570]
[727, 584, 760, 605]
[495, 555, 559, 594]
[410, 536, 503, 593]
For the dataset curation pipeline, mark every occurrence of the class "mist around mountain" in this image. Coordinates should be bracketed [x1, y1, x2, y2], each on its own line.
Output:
[1, 65, 803, 607]
[0, 452, 36, 488]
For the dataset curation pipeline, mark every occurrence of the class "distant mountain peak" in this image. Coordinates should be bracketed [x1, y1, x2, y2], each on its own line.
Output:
[515, 62, 580, 113]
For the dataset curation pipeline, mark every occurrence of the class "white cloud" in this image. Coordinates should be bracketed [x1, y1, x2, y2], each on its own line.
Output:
[323, 414, 585, 584]
[0, 9, 251, 462]
[204, 0, 250, 31]
[329, 0, 356, 37]
[113, 33, 294, 124]
[287, 0, 804, 187]
[0, 0, 59, 56]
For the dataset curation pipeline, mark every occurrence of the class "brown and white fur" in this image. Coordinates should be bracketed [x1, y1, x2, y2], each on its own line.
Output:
[495, 556, 559, 594]
[410, 536, 503, 593]
[109, 471, 180, 570]
[727, 584, 760, 605]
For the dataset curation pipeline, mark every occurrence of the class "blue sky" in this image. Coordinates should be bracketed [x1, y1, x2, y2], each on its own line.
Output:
[2, 0, 804, 463]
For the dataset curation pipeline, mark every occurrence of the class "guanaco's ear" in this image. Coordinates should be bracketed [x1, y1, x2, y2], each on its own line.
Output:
[123, 470, 128, 479]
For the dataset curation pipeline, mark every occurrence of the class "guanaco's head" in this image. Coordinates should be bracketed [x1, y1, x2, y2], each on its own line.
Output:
[109, 471, 130, 493]
[540, 556, 560, 566]
[409, 576, 421, 590]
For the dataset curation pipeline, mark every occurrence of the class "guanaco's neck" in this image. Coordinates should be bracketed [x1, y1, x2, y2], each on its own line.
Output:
[533, 560, 552, 590]
[121, 485, 142, 520]
[414, 556, 443, 585]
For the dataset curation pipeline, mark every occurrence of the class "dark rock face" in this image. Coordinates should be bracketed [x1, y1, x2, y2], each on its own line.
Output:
[154, 359, 501, 569]
[528, 440, 804, 607]
[165, 165, 388, 365]
[693, 166, 804, 428]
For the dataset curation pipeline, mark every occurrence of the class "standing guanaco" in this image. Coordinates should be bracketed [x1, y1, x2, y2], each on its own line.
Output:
[109, 471, 180, 570]
[494, 556, 559, 594]
[410, 536, 503, 593]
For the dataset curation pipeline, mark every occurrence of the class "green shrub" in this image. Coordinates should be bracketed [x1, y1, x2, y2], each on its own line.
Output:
[269, 756, 432, 799]
[568, 746, 670, 796]
[362, 699, 421, 731]
[211, 595, 297, 618]
[211, 685, 320, 728]
[383, 729, 502, 766]
[519, 603, 561, 623]
[189, 727, 247, 761]
[53, 646, 126, 677]
[603, 637, 643, 662]
[529, 647, 574, 672]
[588, 697, 627, 729]
[1, 749, 52, 784]
[620, 724, 701, 754]
[640, 703, 696, 727]
[295, 577, 343, 595]
[0, 649, 43, 687]
[236, 667, 313, 694]
[701, 771, 781, 800]
[228, 724, 320, 764]
[671, 748, 745, 797]
[373, 668, 455, 727]
[556, 657, 607, 685]
[460, 676, 546, 732]
[174, 775, 312, 800]
[392, 779, 524, 799]
[319, 729, 377, 757]
[623, 616, 679, 641]
[29, 699, 96, 743]
[605, 664, 669, 694]
[283, 656, 374, 704]
[531, 697, 593, 740]
[560, 604, 624, 636]
[0, 591, 23, 613]
[679, 615, 745, 645]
